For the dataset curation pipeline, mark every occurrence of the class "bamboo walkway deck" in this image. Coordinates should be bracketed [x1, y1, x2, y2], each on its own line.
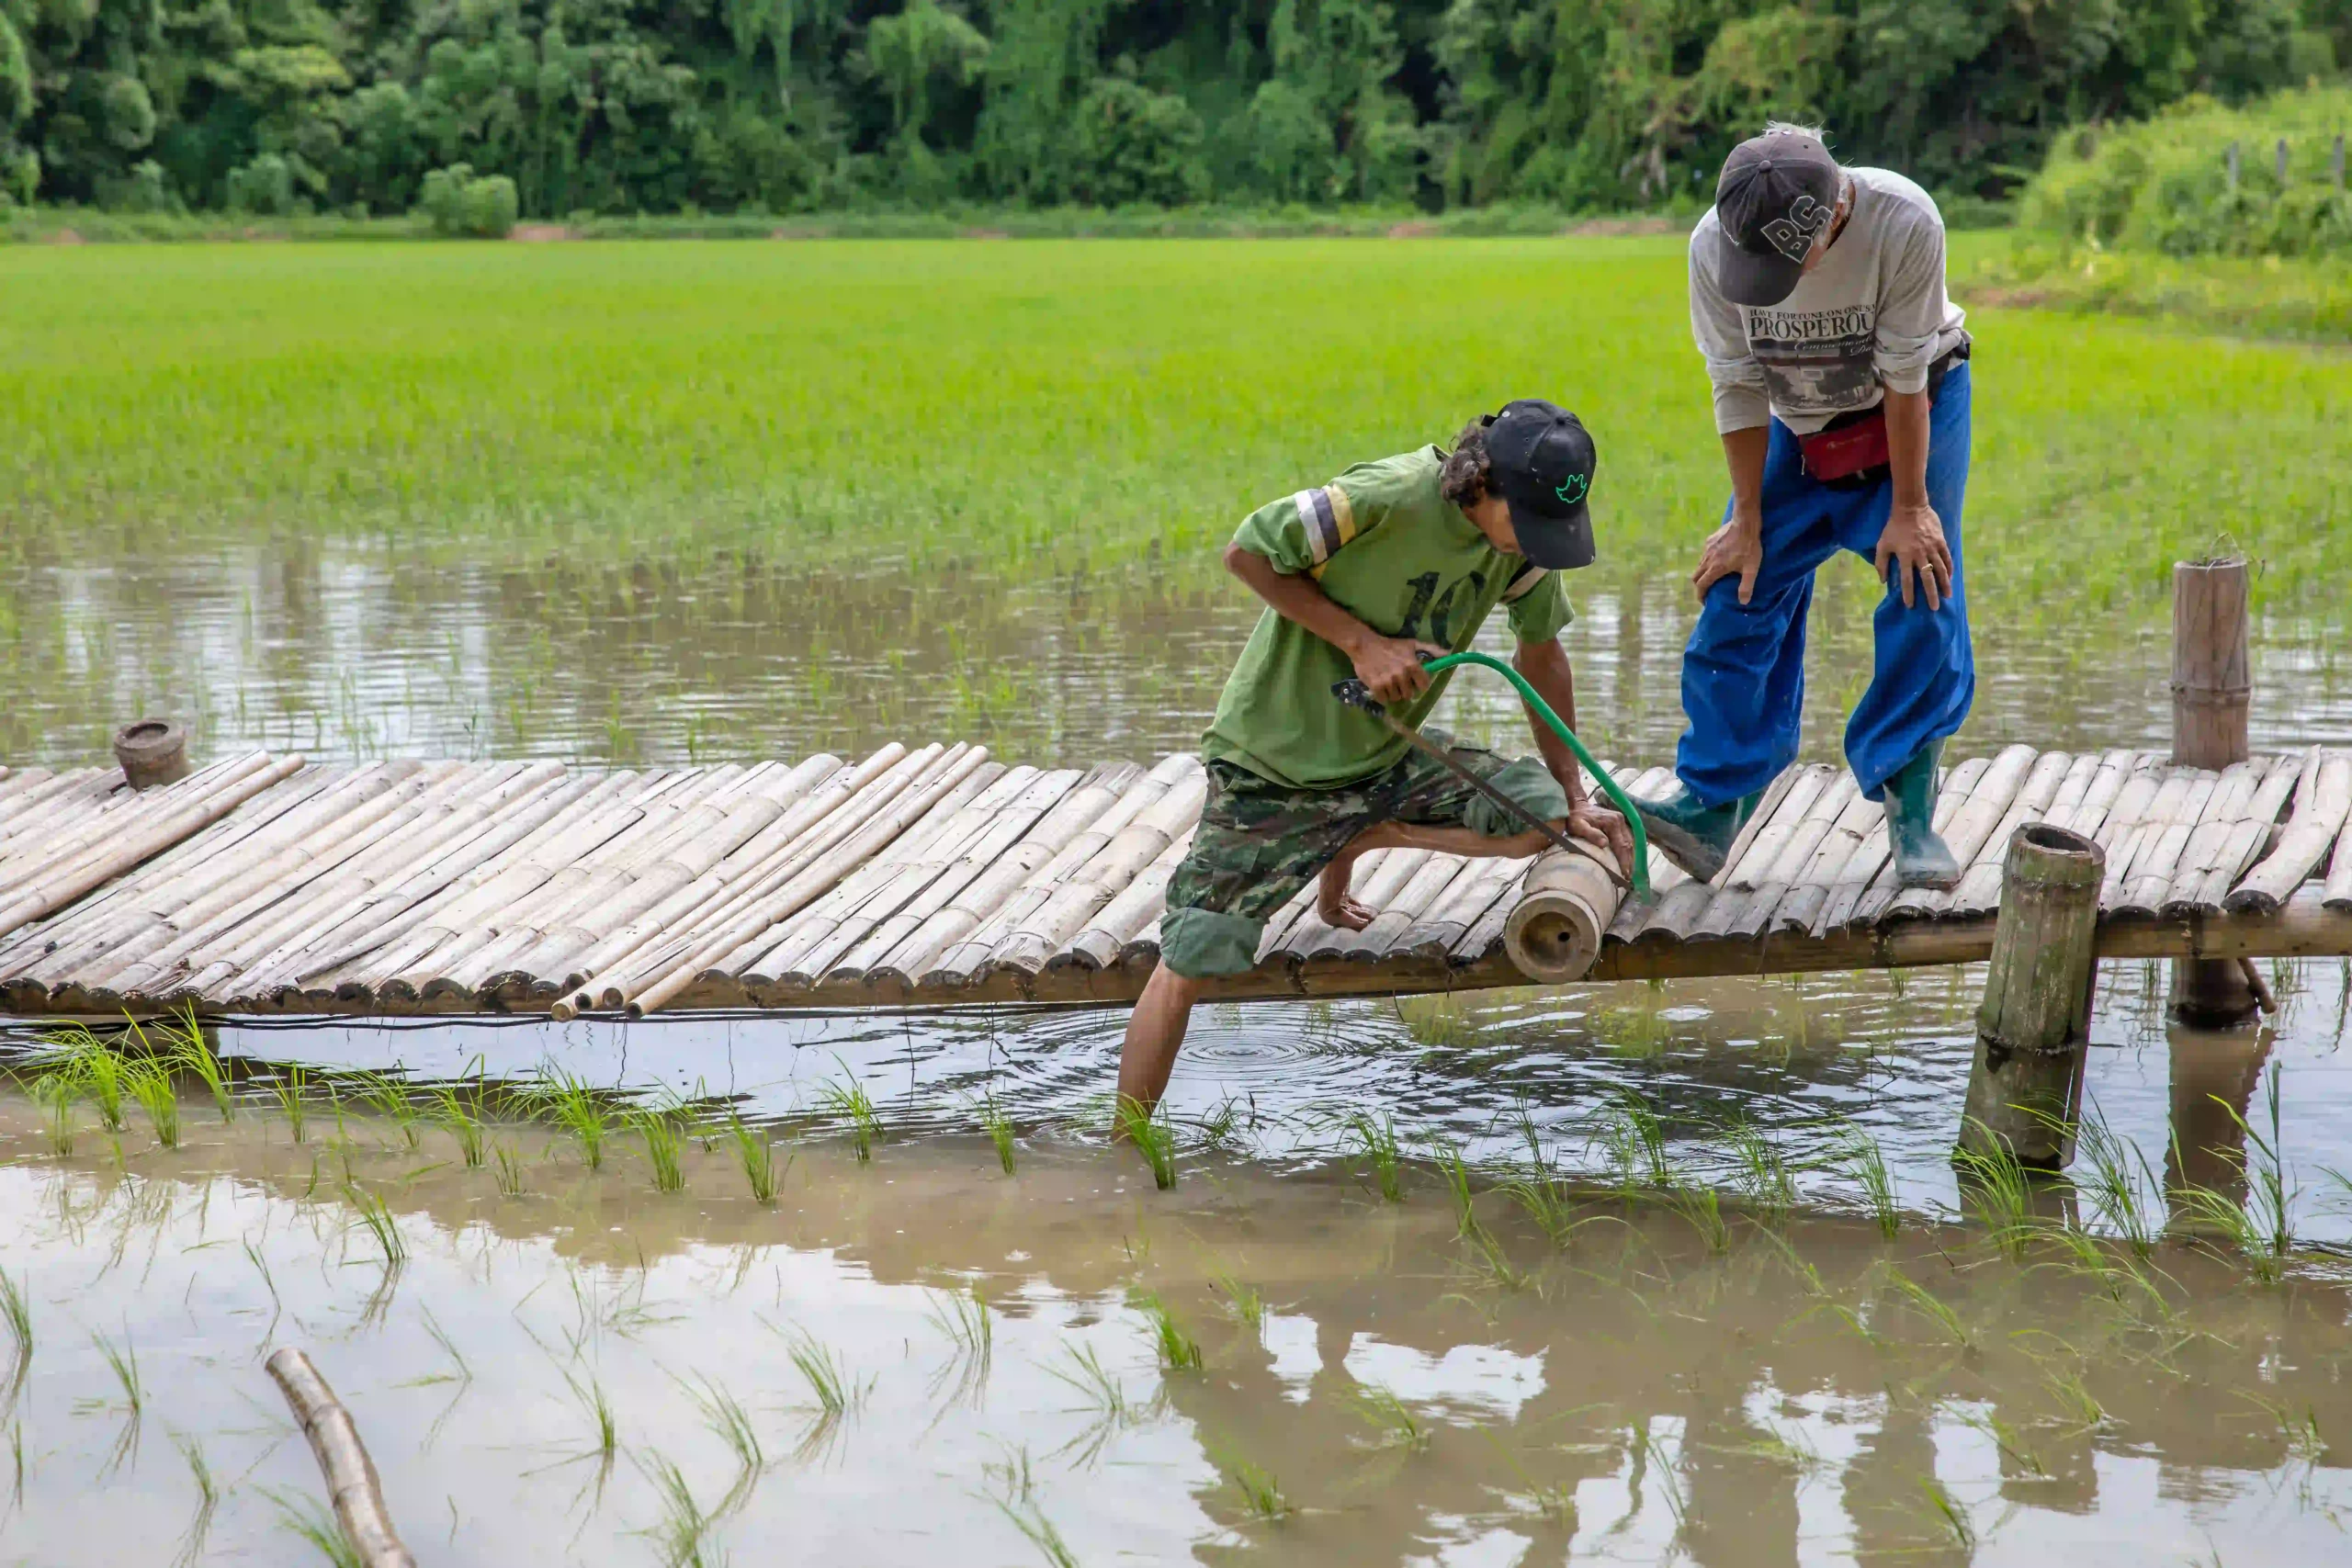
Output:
[3, 740, 2351, 1021]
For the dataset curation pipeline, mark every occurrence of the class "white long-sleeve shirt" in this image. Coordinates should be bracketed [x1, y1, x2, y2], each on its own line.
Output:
[1690, 165, 1970, 435]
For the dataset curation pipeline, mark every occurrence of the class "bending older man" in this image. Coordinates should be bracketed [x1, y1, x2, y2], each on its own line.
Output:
[1632, 122, 1975, 889]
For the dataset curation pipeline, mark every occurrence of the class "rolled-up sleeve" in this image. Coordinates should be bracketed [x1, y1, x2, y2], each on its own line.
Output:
[1689, 219, 1770, 434]
[1873, 208, 1947, 395]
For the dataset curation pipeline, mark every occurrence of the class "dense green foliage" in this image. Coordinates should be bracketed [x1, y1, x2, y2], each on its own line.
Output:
[0, 0, 2342, 218]
[4, 237, 2343, 607]
[2020, 84, 2352, 255]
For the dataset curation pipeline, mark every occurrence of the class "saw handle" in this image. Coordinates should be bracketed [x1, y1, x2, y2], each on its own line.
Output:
[1329, 653, 1651, 898]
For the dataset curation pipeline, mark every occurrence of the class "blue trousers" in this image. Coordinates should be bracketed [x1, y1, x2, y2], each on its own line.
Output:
[1676, 362, 1973, 806]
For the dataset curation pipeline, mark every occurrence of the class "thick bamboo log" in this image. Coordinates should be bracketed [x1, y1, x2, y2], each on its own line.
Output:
[266, 1348, 416, 1568]
[1958, 823, 2105, 1169]
[1503, 843, 1623, 981]
[2172, 557, 2251, 771]
[2233, 751, 2351, 911]
[0, 756, 306, 944]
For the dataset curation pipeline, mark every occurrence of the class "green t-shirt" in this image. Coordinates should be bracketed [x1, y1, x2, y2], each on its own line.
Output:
[1201, 446, 1575, 791]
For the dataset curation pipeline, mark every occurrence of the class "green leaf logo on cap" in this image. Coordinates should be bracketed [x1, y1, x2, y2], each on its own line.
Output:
[1555, 473, 1589, 506]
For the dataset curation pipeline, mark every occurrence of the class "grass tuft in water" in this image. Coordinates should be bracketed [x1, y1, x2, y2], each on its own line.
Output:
[1832, 1123, 1901, 1239]
[1342, 1111, 1404, 1201]
[266, 1487, 363, 1568]
[344, 1185, 406, 1267]
[1883, 1266, 1974, 1350]
[1211, 1270, 1264, 1334]
[30, 1068, 76, 1156]
[1350, 1382, 1432, 1451]
[492, 1140, 530, 1197]
[431, 1079, 487, 1168]
[2066, 1106, 2159, 1255]
[1595, 1089, 1672, 1191]
[158, 1009, 233, 1122]
[531, 1066, 615, 1170]
[925, 1283, 994, 1404]
[1132, 1289, 1204, 1371]
[1115, 1095, 1176, 1190]
[1667, 1181, 1732, 1254]
[1724, 1119, 1796, 1226]
[817, 1062, 882, 1162]
[1433, 1141, 1478, 1237]
[634, 1451, 722, 1568]
[726, 1117, 783, 1202]
[1951, 1123, 2039, 1260]
[1915, 1474, 1977, 1552]
[978, 1093, 1019, 1175]
[678, 1371, 765, 1510]
[2177, 1062, 2297, 1279]
[170, 1430, 221, 1568]
[271, 1066, 310, 1144]
[356, 1071, 424, 1149]
[125, 1055, 180, 1149]
[1214, 1446, 1291, 1522]
[87, 1325, 144, 1472]
[634, 1107, 687, 1193]
[0, 1270, 28, 1415]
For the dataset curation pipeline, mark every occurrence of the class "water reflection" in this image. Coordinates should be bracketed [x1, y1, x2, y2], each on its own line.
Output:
[6, 547, 2351, 771]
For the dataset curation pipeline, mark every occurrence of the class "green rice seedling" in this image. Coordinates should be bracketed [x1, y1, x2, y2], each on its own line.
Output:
[1464, 1220, 1532, 1291]
[344, 1186, 406, 1267]
[1342, 1111, 1404, 1201]
[633, 1451, 720, 1568]
[272, 1066, 309, 1144]
[978, 1092, 1019, 1174]
[0, 1270, 28, 1415]
[1724, 1120, 1796, 1225]
[1132, 1289, 1204, 1372]
[1955, 1407, 2046, 1477]
[171, 1430, 220, 1568]
[780, 1326, 865, 1429]
[161, 1009, 233, 1122]
[1594, 1089, 1672, 1191]
[355, 1072, 424, 1149]
[1433, 1141, 1478, 1237]
[88, 1326, 143, 1472]
[1831, 1124, 1901, 1239]
[992, 1489, 1081, 1568]
[1627, 1416, 1690, 1535]
[1915, 1475, 1975, 1552]
[403, 1305, 472, 1390]
[1666, 1182, 1732, 1254]
[30, 1069, 75, 1156]
[1883, 1267, 1974, 1350]
[1211, 1270, 1264, 1333]
[431, 1082, 486, 1168]
[1042, 1340, 1135, 1457]
[1195, 1095, 1246, 1149]
[266, 1487, 363, 1568]
[1116, 1094, 1176, 1190]
[924, 1283, 993, 1405]
[127, 1056, 181, 1149]
[635, 1108, 686, 1193]
[1214, 1448, 1292, 1522]
[559, 1367, 617, 1476]
[2064, 1105, 2160, 1255]
[530, 1066, 615, 1170]
[1951, 1125, 2038, 1260]
[678, 1372, 764, 1510]
[492, 1141, 529, 1197]
[817, 1063, 882, 1162]
[2043, 1367, 2105, 1433]
[1349, 1382, 1431, 1451]
[726, 1118, 783, 1202]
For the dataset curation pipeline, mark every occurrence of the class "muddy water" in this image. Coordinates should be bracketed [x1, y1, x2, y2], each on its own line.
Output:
[3, 1061, 2352, 1568]
[6, 545, 2352, 1562]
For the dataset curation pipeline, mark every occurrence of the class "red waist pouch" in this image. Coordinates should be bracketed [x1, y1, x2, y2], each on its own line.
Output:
[1797, 411, 1890, 481]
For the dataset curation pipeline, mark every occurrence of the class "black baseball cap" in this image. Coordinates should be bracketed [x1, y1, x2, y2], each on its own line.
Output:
[1481, 400, 1596, 570]
[1712, 130, 1840, 307]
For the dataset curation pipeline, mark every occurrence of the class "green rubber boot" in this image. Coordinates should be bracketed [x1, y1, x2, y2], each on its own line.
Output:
[1629, 781, 1760, 883]
[1882, 740, 1961, 891]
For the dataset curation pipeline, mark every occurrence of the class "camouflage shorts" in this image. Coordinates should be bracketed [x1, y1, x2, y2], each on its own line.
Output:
[1159, 729, 1569, 978]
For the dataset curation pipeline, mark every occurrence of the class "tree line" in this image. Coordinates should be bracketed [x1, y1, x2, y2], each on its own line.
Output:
[3, 0, 2345, 220]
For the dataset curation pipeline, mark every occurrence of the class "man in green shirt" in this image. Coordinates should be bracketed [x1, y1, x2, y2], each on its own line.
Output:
[1117, 400, 1636, 1117]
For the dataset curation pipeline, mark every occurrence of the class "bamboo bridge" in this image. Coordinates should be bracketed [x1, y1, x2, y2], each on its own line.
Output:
[1, 732, 2348, 1022]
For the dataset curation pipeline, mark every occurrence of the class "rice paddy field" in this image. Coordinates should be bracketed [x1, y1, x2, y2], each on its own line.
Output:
[5, 234, 2352, 1565]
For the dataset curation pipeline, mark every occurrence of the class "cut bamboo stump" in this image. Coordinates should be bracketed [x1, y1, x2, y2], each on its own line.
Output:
[113, 718, 190, 790]
[2169, 556, 2263, 1028]
[266, 1347, 416, 1568]
[1502, 844, 1623, 982]
[1958, 824, 2104, 1169]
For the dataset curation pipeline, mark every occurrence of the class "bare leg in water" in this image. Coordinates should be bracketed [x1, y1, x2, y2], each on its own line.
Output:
[1114, 818, 1566, 1127]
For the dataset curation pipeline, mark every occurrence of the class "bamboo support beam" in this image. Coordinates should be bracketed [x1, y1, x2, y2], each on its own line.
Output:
[266, 1348, 416, 1568]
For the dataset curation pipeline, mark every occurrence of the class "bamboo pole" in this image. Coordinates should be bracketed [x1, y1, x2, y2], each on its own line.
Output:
[0, 756, 306, 945]
[1768, 785, 1883, 935]
[1298, 847, 1430, 963]
[265, 1348, 416, 1568]
[0, 752, 276, 902]
[1939, 750, 2076, 916]
[2234, 751, 2351, 911]
[2170, 557, 2262, 1024]
[1340, 851, 1476, 959]
[969, 765, 1205, 979]
[1883, 743, 2041, 920]
[1051, 827, 1195, 972]
[1503, 843, 1623, 981]
[1957, 824, 2104, 1169]
[622, 746, 990, 1016]
[1397, 854, 1525, 958]
[2165, 754, 2299, 912]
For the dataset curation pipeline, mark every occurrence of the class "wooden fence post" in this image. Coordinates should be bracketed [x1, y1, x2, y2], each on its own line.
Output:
[2170, 557, 2263, 1025]
[1959, 824, 2104, 1168]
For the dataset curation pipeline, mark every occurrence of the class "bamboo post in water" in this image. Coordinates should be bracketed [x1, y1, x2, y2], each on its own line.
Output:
[2170, 556, 2263, 1025]
[266, 1348, 416, 1568]
[1958, 823, 2105, 1169]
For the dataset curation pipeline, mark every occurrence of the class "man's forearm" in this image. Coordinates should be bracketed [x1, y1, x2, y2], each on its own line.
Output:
[1511, 639, 1589, 806]
[1224, 543, 1379, 656]
[1883, 386, 1930, 508]
[1721, 425, 1770, 529]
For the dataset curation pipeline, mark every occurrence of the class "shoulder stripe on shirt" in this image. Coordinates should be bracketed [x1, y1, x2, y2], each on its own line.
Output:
[1500, 563, 1551, 602]
[1293, 484, 1357, 567]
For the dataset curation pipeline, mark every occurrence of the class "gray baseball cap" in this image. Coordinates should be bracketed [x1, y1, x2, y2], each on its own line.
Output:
[1712, 130, 1840, 307]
